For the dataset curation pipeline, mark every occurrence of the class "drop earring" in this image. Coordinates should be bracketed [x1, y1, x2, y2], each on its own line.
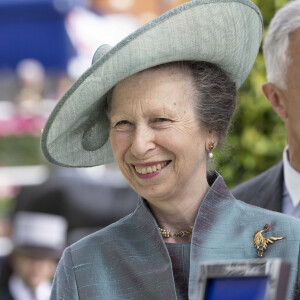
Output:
[208, 142, 214, 159]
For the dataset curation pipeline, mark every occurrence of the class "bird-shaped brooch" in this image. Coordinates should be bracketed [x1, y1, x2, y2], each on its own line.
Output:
[253, 224, 286, 258]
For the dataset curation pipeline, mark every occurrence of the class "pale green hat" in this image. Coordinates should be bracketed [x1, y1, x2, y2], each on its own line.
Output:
[41, 0, 263, 167]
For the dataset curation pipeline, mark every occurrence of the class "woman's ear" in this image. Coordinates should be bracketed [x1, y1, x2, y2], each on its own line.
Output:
[262, 82, 288, 120]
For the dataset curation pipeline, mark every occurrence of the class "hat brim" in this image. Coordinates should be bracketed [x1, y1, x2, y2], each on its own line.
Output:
[14, 246, 63, 260]
[41, 0, 262, 167]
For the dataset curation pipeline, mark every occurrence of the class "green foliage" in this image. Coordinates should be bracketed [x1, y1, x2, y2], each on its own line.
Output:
[0, 198, 15, 218]
[0, 135, 44, 166]
[215, 0, 289, 188]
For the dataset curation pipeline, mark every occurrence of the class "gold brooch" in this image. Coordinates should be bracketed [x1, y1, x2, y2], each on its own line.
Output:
[253, 224, 286, 258]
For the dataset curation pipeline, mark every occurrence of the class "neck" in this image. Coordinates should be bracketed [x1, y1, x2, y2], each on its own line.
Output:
[287, 143, 300, 173]
[147, 177, 210, 243]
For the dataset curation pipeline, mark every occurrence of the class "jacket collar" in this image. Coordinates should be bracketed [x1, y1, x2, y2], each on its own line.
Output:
[133, 171, 248, 299]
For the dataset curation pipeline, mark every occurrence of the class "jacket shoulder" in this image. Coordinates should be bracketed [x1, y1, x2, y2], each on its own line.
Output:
[231, 161, 283, 207]
[70, 209, 136, 251]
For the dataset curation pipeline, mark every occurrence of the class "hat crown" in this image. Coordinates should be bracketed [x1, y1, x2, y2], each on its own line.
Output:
[12, 212, 68, 253]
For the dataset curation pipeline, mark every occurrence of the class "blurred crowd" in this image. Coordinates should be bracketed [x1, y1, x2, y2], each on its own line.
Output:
[0, 1, 181, 299]
[0, 164, 139, 299]
[0, 59, 71, 137]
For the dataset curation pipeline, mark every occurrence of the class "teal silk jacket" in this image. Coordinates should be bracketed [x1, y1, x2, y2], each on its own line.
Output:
[50, 172, 300, 300]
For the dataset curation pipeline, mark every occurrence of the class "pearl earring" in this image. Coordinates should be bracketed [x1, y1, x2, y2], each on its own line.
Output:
[208, 142, 214, 159]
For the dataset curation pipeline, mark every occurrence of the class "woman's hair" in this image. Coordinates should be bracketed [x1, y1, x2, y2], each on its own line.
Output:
[106, 60, 236, 144]
[186, 61, 236, 144]
[153, 61, 236, 144]
[263, 1, 300, 90]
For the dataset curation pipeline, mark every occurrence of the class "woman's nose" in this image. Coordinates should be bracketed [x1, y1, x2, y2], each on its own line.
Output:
[130, 125, 155, 158]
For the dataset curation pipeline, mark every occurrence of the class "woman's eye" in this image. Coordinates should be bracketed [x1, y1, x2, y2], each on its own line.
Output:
[115, 120, 130, 126]
[112, 120, 131, 129]
[155, 118, 170, 123]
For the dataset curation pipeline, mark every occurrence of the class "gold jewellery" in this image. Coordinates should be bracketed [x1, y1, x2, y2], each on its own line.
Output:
[208, 142, 214, 159]
[253, 224, 286, 258]
[159, 226, 193, 238]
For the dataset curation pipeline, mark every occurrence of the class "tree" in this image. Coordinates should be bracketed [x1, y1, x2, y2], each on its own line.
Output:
[216, 0, 289, 188]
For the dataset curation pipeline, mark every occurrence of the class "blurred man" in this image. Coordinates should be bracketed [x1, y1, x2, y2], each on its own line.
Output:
[0, 212, 67, 300]
[232, 1, 300, 217]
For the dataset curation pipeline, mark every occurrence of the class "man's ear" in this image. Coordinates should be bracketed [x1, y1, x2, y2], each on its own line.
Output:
[262, 82, 288, 120]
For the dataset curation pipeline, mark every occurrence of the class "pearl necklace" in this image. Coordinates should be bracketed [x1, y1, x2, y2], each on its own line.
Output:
[159, 226, 193, 238]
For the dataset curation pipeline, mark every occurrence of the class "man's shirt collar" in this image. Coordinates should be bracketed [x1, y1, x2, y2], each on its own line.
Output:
[283, 145, 300, 207]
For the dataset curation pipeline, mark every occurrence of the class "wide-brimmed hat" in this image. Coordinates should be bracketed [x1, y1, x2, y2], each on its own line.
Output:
[41, 0, 263, 168]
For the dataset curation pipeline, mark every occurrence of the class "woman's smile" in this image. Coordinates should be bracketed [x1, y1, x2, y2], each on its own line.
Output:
[133, 160, 171, 177]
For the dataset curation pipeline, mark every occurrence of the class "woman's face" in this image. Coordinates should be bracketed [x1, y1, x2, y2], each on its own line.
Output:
[109, 66, 211, 204]
[11, 252, 57, 289]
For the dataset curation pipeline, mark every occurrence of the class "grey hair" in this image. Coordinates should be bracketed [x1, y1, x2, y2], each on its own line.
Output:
[154, 61, 236, 144]
[106, 61, 236, 144]
[185, 61, 236, 144]
[263, 0, 300, 90]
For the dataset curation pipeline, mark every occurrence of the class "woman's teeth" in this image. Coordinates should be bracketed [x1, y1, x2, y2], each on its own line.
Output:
[135, 162, 168, 174]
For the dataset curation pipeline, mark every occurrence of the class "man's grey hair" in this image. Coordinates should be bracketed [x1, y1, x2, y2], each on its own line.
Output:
[263, 0, 300, 90]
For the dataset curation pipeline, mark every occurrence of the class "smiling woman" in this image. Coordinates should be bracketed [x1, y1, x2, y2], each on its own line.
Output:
[110, 65, 210, 217]
[108, 62, 235, 229]
[40, 0, 300, 299]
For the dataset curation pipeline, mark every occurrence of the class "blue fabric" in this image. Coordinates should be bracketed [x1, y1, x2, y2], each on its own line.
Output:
[50, 172, 300, 300]
[205, 277, 268, 300]
[0, 0, 77, 70]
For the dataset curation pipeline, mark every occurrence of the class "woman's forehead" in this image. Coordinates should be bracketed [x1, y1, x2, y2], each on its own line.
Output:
[111, 66, 196, 108]
[121, 63, 192, 85]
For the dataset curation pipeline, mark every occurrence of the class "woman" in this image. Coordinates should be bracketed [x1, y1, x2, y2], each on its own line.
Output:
[41, 0, 300, 299]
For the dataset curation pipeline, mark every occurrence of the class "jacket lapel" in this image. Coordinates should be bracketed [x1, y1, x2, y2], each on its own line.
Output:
[130, 198, 177, 299]
[189, 173, 251, 298]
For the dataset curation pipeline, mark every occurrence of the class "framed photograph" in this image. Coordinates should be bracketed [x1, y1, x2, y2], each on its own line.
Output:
[196, 259, 290, 300]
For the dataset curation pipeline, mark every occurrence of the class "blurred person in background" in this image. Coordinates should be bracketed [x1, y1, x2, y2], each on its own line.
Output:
[41, 0, 300, 299]
[232, 1, 300, 218]
[9, 59, 47, 136]
[13, 163, 138, 244]
[0, 217, 13, 277]
[0, 212, 67, 300]
[14, 59, 45, 116]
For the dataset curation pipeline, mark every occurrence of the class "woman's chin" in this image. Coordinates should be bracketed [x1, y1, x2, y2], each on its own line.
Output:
[135, 185, 173, 204]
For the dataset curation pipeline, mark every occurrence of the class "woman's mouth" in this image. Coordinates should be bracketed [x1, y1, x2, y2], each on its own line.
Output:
[134, 161, 171, 175]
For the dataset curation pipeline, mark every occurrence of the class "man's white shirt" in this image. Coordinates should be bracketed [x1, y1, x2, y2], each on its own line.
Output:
[9, 275, 51, 300]
[282, 145, 300, 218]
